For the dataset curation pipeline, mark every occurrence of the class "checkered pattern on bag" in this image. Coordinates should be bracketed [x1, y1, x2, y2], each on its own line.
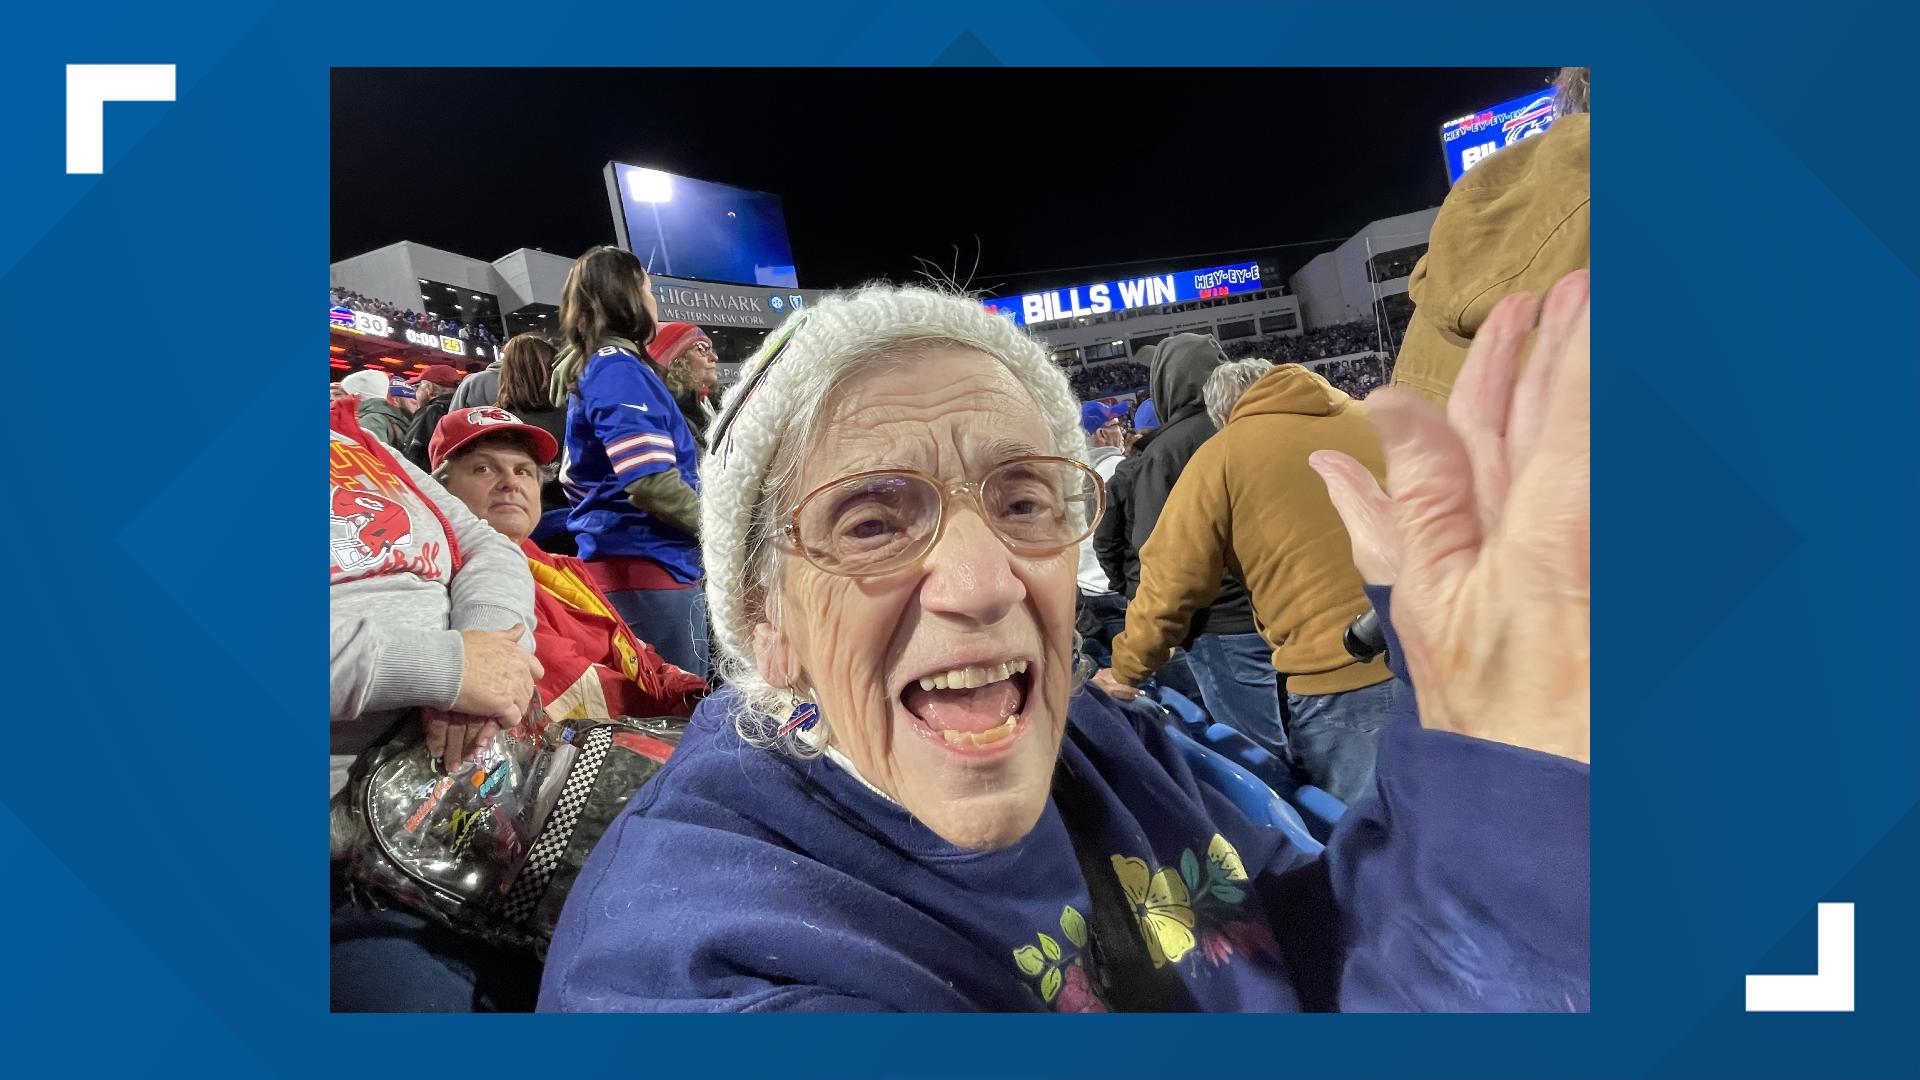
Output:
[496, 725, 615, 925]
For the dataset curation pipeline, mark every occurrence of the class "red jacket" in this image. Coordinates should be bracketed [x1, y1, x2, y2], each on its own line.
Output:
[521, 539, 707, 721]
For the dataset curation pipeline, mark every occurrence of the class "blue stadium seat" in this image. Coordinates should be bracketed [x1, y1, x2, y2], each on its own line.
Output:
[1289, 784, 1349, 840]
[1195, 721, 1347, 842]
[1165, 724, 1323, 857]
[1145, 686, 1349, 843]
[1154, 686, 1210, 735]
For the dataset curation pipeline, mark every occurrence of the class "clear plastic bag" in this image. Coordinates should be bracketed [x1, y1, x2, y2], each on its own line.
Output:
[344, 716, 684, 954]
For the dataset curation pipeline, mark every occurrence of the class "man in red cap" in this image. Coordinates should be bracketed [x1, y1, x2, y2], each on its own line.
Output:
[429, 407, 708, 721]
[645, 322, 720, 451]
[400, 364, 467, 469]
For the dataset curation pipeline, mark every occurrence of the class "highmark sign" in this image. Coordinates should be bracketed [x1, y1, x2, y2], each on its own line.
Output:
[980, 261, 1265, 327]
[649, 276, 822, 329]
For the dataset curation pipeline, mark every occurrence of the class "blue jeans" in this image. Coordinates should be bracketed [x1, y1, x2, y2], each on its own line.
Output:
[331, 875, 539, 1012]
[1155, 651, 1209, 714]
[1184, 632, 1286, 757]
[607, 586, 709, 680]
[1287, 678, 1400, 804]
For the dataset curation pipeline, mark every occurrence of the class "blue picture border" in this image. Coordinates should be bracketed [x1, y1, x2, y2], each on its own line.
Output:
[2, 1, 1914, 1076]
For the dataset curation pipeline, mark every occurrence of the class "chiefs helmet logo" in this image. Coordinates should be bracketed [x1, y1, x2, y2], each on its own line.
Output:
[330, 485, 414, 573]
[467, 407, 521, 426]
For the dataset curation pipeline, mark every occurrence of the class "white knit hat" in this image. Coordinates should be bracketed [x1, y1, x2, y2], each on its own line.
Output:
[340, 369, 393, 402]
[698, 284, 1089, 752]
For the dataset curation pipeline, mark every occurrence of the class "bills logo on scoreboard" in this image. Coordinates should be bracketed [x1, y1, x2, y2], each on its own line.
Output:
[1441, 88, 1561, 183]
[1500, 95, 1557, 146]
[331, 305, 393, 337]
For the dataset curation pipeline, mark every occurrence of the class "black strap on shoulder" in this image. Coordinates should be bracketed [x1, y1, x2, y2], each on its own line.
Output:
[1050, 760, 1198, 1012]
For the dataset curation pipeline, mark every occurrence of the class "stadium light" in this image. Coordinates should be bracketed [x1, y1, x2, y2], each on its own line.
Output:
[625, 167, 674, 203]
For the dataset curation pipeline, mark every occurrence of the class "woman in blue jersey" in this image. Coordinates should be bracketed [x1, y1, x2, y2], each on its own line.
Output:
[550, 247, 709, 677]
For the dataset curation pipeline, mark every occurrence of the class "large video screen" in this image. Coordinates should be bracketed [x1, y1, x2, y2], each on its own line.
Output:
[981, 261, 1265, 327]
[604, 162, 799, 288]
[1439, 88, 1559, 184]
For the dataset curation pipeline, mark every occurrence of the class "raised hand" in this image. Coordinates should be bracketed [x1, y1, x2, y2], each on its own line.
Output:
[1311, 270, 1590, 762]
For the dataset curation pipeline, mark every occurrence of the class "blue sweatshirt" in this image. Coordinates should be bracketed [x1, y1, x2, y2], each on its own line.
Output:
[559, 345, 703, 580]
[539, 617, 1589, 1012]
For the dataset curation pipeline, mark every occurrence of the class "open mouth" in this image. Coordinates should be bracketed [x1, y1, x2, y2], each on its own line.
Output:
[898, 659, 1033, 755]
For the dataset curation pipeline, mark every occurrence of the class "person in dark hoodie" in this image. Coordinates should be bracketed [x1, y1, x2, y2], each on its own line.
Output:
[1102, 333, 1281, 745]
[1090, 348, 1208, 707]
[1092, 347, 1156, 597]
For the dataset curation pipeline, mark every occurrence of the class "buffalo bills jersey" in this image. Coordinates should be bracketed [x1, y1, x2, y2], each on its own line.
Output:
[560, 345, 703, 581]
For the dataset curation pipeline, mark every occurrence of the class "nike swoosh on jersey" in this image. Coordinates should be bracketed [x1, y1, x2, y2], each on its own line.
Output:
[621, 403, 650, 412]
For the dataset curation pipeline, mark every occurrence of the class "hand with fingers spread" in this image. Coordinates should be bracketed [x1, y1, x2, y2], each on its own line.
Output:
[1311, 269, 1590, 763]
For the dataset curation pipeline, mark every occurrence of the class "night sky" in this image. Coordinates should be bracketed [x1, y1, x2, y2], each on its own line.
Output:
[331, 68, 1552, 296]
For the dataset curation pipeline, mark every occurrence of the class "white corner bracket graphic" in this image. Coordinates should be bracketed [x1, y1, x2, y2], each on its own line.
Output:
[1745, 902, 1855, 1012]
[66, 64, 176, 174]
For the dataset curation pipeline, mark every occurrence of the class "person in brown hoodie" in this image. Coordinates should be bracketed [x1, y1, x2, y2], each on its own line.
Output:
[1392, 68, 1590, 406]
[1099, 363, 1396, 802]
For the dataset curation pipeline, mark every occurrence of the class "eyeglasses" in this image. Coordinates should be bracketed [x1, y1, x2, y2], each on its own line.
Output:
[782, 456, 1107, 578]
[689, 340, 716, 355]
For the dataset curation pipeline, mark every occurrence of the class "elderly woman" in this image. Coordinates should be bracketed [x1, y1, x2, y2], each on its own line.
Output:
[539, 283, 1590, 1012]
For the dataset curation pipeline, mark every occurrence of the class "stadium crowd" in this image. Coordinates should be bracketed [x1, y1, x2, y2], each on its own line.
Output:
[329, 67, 1590, 1016]
[1222, 321, 1385, 363]
[333, 286, 498, 344]
[1067, 359, 1148, 399]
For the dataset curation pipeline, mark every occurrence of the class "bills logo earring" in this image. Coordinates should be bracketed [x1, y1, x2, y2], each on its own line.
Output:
[777, 690, 820, 737]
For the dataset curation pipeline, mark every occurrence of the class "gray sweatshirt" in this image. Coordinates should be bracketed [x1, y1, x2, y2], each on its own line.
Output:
[329, 431, 535, 796]
[446, 360, 502, 412]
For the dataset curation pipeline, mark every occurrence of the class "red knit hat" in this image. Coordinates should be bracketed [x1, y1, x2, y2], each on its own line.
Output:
[647, 322, 710, 365]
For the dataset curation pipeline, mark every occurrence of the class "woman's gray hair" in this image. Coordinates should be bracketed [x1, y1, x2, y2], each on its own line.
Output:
[1203, 358, 1274, 427]
[698, 284, 1093, 756]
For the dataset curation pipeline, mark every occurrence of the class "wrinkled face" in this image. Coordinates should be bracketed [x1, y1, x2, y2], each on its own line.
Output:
[758, 349, 1079, 852]
[440, 437, 541, 543]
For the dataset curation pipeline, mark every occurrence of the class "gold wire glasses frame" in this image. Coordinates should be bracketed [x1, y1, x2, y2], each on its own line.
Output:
[781, 455, 1108, 578]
